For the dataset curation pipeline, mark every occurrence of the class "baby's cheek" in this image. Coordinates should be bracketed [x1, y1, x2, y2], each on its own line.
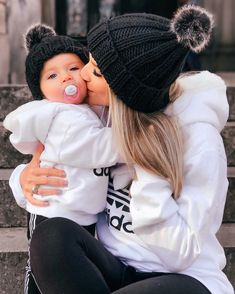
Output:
[78, 79, 88, 98]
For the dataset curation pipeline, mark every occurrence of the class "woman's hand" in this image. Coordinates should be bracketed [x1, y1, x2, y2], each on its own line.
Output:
[20, 143, 67, 207]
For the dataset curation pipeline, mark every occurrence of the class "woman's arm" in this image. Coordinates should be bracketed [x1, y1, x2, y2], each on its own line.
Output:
[10, 143, 67, 207]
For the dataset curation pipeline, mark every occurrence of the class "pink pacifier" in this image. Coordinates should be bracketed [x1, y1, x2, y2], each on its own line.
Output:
[64, 85, 80, 102]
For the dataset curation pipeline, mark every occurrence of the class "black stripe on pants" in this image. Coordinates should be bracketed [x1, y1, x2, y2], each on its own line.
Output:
[30, 217, 211, 294]
[25, 213, 48, 294]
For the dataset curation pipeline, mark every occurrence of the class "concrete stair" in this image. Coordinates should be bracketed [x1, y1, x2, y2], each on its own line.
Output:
[0, 76, 235, 293]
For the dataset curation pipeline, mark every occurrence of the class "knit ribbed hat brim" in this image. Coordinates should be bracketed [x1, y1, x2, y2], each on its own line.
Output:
[88, 7, 213, 113]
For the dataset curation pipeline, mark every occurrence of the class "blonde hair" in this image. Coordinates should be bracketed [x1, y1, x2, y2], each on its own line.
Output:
[109, 80, 183, 199]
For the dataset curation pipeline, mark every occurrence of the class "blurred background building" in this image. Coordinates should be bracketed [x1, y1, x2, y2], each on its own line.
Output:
[0, 0, 235, 84]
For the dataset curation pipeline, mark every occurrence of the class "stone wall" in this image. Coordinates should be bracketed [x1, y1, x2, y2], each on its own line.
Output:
[201, 0, 235, 71]
[8, 0, 41, 84]
[0, 0, 9, 84]
[0, 0, 56, 84]
[1, 0, 235, 85]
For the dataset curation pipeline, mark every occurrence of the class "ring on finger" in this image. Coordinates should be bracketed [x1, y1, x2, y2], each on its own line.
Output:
[32, 184, 40, 194]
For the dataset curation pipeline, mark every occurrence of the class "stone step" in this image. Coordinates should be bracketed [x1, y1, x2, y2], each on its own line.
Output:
[0, 227, 28, 253]
[0, 83, 235, 120]
[213, 224, 235, 290]
[0, 85, 32, 122]
[0, 227, 28, 294]
[0, 171, 234, 228]
[217, 72, 235, 87]
[0, 124, 32, 168]
[0, 122, 234, 167]
[0, 182, 27, 228]
[0, 251, 28, 294]
[0, 83, 234, 167]
[0, 169, 27, 228]
[0, 226, 234, 293]
[227, 88, 235, 121]
[224, 176, 235, 223]
[222, 122, 235, 166]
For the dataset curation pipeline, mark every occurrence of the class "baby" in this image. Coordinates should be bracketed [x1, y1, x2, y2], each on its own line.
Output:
[4, 24, 120, 233]
[4, 23, 120, 293]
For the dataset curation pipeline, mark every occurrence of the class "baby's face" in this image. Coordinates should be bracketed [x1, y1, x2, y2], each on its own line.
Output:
[40, 53, 87, 104]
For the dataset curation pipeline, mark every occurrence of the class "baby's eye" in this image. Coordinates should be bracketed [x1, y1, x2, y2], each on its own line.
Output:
[70, 67, 79, 71]
[48, 73, 57, 79]
[93, 69, 102, 77]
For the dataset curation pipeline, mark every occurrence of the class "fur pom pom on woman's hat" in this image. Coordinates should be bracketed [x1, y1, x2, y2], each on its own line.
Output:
[87, 5, 213, 113]
[25, 24, 88, 100]
[171, 5, 214, 53]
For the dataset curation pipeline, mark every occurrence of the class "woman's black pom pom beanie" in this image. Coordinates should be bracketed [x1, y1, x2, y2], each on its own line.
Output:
[87, 5, 214, 113]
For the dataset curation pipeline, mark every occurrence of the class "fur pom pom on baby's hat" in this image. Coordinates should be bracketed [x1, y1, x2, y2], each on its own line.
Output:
[171, 5, 214, 53]
[24, 24, 56, 52]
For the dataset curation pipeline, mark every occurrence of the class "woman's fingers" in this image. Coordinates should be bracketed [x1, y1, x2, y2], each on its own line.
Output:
[31, 143, 44, 166]
[37, 188, 62, 196]
[24, 184, 63, 206]
[25, 191, 49, 207]
[32, 167, 66, 178]
[26, 183, 65, 195]
[28, 175, 67, 187]
[24, 179, 67, 196]
[19, 143, 68, 207]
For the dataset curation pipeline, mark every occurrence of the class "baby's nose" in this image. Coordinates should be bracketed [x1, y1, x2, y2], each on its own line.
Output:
[62, 73, 72, 83]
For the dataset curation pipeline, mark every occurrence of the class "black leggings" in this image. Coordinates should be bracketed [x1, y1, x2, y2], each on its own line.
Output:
[25, 213, 95, 294]
[30, 217, 211, 294]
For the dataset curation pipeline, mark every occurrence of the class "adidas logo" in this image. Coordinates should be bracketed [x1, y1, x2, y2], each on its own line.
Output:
[93, 167, 110, 176]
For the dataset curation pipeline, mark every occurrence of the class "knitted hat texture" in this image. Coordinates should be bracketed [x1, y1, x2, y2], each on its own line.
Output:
[87, 5, 213, 113]
[25, 24, 88, 100]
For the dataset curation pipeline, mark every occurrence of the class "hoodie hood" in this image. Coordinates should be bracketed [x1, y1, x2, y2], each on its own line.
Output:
[165, 71, 228, 132]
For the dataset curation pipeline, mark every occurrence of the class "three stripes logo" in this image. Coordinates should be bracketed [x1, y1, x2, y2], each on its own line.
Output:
[105, 182, 134, 234]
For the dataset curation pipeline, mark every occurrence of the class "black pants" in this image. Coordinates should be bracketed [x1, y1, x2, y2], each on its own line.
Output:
[25, 213, 95, 294]
[30, 217, 211, 294]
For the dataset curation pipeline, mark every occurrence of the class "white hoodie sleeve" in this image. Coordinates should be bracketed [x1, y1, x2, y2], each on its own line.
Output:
[45, 108, 120, 168]
[130, 130, 228, 271]
[9, 164, 27, 209]
[3, 101, 56, 154]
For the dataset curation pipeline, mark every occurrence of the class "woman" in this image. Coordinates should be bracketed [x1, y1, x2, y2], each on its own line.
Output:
[10, 5, 233, 294]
